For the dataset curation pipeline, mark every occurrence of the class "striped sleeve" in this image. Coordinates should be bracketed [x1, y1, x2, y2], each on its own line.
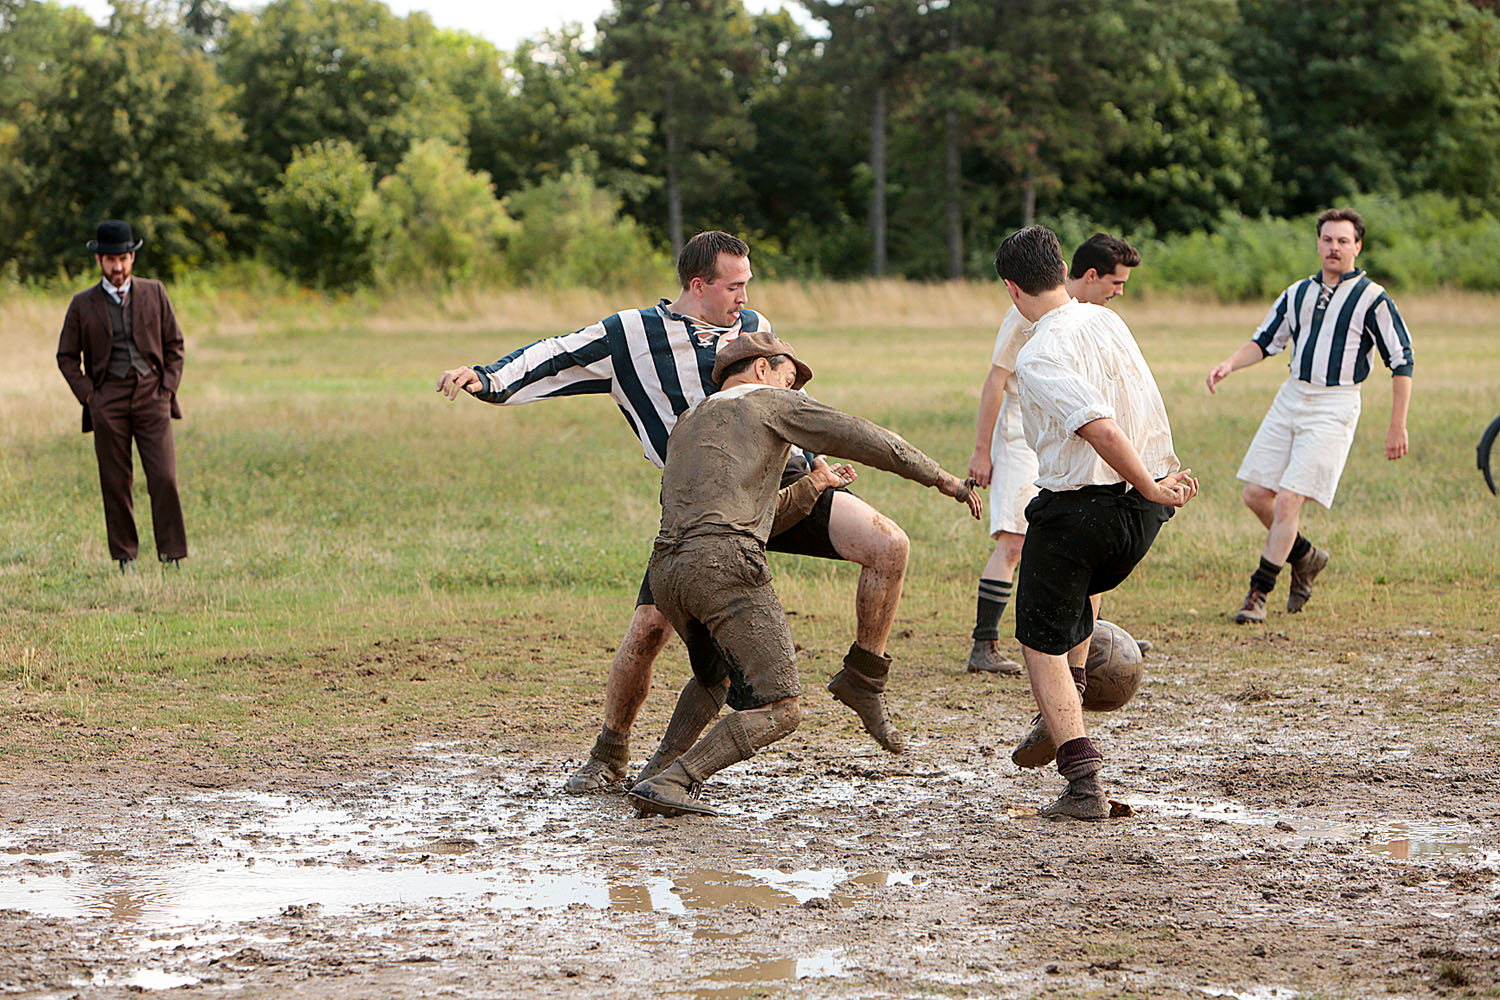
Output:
[1252, 284, 1298, 357]
[1367, 294, 1414, 377]
[470, 321, 616, 405]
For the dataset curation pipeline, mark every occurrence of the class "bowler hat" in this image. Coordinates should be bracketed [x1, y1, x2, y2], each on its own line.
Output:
[86, 220, 143, 255]
[712, 329, 814, 389]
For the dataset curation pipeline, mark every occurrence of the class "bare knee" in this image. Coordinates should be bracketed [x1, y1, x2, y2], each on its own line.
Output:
[868, 517, 909, 572]
[998, 531, 1026, 567]
[620, 604, 672, 659]
[1242, 484, 1274, 510]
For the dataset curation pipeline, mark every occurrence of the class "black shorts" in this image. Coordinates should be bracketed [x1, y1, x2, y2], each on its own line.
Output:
[1013, 484, 1173, 655]
[636, 468, 847, 607]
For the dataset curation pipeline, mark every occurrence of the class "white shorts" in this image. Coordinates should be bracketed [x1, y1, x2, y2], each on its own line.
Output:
[988, 394, 1041, 537]
[1237, 378, 1361, 509]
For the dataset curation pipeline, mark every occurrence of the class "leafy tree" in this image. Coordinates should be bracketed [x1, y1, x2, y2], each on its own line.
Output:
[1062, 0, 1273, 235]
[1235, 0, 1500, 214]
[804, 0, 932, 275]
[218, 0, 467, 220]
[466, 27, 653, 205]
[374, 138, 513, 287]
[0, 0, 241, 279]
[595, 0, 760, 257]
[502, 168, 667, 287]
[261, 139, 380, 290]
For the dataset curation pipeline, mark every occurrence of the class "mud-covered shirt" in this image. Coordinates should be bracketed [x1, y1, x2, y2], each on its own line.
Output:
[658, 384, 945, 544]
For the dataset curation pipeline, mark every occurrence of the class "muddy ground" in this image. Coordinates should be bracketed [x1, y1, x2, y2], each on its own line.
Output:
[2, 635, 1498, 1000]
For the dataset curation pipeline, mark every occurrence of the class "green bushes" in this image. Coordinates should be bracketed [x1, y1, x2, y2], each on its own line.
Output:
[1054, 192, 1500, 301]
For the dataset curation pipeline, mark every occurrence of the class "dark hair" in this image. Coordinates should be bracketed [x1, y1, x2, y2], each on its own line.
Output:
[1068, 232, 1141, 279]
[1316, 208, 1364, 243]
[678, 231, 750, 288]
[993, 226, 1066, 295]
[719, 353, 789, 382]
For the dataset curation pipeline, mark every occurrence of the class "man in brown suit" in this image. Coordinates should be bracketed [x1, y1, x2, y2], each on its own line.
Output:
[56, 220, 188, 570]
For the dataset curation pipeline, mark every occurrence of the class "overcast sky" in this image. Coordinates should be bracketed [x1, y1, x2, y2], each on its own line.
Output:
[67, 0, 817, 51]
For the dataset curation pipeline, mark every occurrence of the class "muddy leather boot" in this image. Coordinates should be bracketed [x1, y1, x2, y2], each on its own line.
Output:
[563, 727, 630, 795]
[1286, 545, 1329, 613]
[827, 643, 906, 753]
[635, 676, 730, 786]
[1232, 587, 1268, 624]
[1011, 712, 1056, 768]
[1038, 740, 1108, 821]
[966, 639, 1022, 676]
[628, 760, 718, 818]
[1037, 770, 1109, 821]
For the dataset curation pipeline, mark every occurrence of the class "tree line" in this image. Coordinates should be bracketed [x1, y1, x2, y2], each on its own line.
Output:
[2, 0, 1498, 290]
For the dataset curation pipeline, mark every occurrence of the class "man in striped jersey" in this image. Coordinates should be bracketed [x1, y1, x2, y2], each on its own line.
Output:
[1206, 208, 1413, 624]
[435, 231, 916, 792]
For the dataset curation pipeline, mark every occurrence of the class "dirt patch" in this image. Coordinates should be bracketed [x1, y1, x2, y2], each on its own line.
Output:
[1, 645, 1498, 999]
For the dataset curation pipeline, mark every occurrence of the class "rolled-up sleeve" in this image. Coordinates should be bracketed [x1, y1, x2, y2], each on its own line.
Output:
[1017, 354, 1114, 436]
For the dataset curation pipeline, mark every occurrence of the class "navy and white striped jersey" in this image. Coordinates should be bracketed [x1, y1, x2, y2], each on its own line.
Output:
[470, 299, 773, 468]
[1253, 269, 1413, 386]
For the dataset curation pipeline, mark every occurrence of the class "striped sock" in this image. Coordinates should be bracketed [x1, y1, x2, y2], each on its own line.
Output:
[973, 578, 1012, 641]
[1250, 557, 1282, 594]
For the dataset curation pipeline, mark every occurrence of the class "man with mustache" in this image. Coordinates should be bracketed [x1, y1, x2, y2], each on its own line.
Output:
[1206, 208, 1414, 624]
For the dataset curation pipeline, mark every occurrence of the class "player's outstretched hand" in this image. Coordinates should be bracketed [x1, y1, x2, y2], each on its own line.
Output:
[437, 367, 482, 399]
[967, 448, 993, 489]
[1205, 362, 1232, 394]
[809, 457, 858, 491]
[939, 474, 983, 519]
[1148, 469, 1199, 508]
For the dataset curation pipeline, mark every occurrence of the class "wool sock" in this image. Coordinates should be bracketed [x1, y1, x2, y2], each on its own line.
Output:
[972, 578, 1012, 641]
[1249, 557, 1282, 595]
[1056, 736, 1103, 780]
[590, 725, 629, 768]
[1288, 534, 1312, 564]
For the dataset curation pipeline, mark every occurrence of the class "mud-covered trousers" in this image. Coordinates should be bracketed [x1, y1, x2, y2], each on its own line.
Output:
[648, 534, 802, 711]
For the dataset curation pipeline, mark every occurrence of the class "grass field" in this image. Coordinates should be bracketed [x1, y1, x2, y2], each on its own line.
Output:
[2, 281, 1498, 761]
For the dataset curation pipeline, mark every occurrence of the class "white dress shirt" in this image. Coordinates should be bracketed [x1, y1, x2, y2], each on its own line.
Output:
[1015, 299, 1179, 492]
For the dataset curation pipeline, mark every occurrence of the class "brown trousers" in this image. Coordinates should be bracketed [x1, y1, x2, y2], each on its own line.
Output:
[89, 372, 187, 562]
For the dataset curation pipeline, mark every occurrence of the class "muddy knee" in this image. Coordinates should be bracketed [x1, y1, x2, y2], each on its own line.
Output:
[738, 696, 801, 749]
[623, 604, 673, 653]
[866, 517, 909, 572]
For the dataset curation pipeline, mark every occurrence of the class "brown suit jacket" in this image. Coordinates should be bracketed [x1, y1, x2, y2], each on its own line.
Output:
[56, 278, 185, 433]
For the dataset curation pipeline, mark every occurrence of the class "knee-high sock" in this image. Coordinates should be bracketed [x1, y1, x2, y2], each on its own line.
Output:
[672, 701, 801, 784]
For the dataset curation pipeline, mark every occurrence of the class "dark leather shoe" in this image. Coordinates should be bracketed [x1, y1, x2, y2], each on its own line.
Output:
[563, 755, 629, 795]
[628, 775, 717, 818]
[1011, 713, 1055, 768]
[966, 639, 1022, 675]
[1287, 546, 1329, 613]
[1232, 587, 1268, 624]
[1037, 772, 1109, 821]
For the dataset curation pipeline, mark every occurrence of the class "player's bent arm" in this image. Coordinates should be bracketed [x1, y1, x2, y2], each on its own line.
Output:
[1205, 341, 1266, 394]
[1076, 418, 1196, 507]
[1386, 374, 1412, 460]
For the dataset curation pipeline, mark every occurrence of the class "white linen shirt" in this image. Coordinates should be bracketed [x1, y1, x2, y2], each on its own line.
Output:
[1014, 299, 1179, 491]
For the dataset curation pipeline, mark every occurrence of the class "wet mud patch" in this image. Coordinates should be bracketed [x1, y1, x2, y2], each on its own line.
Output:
[0, 729, 1497, 999]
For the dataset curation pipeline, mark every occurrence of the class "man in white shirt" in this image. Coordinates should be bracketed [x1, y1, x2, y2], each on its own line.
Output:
[993, 226, 1198, 820]
[965, 233, 1140, 674]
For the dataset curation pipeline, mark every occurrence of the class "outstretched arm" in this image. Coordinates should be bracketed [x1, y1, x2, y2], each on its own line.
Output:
[437, 366, 483, 399]
[1205, 341, 1266, 394]
[1076, 417, 1198, 508]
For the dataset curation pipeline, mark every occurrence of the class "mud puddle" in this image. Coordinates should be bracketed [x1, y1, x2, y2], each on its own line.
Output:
[0, 760, 927, 927]
[1129, 795, 1497, 862]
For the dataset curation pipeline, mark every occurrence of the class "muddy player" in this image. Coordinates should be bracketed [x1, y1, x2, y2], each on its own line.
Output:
[436, 232, 916, 793]
[627, 332, 982, 818]
[993, 226, 1197, 821]
[966, 234, 1141, 675]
